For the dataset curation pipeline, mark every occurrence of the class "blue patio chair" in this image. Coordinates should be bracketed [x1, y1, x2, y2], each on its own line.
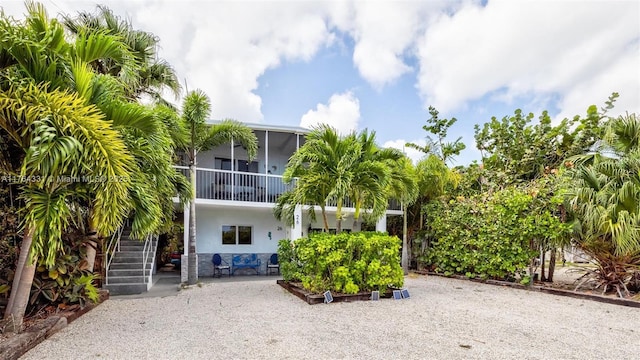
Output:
[266, 253, 280, 275]
[212, 254, 231, 278]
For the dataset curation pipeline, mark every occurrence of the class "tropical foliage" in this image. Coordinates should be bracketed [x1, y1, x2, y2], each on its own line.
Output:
[424, 185, 569, 282]
[406, 106, 466, 164]
[418, 94, 640, 296]
[174, 89, 258, 285]
[30, 229, 100, 310]
[277, 232, 404, 294]
[62, 4, 181, 104]
[566, 113, 640, 295]
[0, 1, 188, 330]
[275, 125, 414, 233]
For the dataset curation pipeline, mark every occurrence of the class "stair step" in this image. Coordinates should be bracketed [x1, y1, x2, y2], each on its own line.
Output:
[112, 257, 145, 263]
[115, 251, 149, 256]
[105, 228, 158, 296]
[109, 263, 152, 270]
[118, 246, 145, 252]
[108, 269, 147, 277]
[104, 283, 148, 296]
[107, 275, 147, 284]
[119, 241, 144, 246]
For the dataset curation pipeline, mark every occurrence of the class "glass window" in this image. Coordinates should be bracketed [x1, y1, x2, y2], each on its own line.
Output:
[238, 226, 252, 245]
[222, 225, 236, 245]
[221, 225, 252, 245]
[215, 158, 232, 171]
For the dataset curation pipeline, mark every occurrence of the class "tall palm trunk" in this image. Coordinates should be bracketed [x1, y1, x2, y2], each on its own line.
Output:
[4, 228, 36, 332]
[540, 245, 547, 281]
[548, 249, 557, 282]
[336, 199, 343, 233]
[84, 208, 99, 272]
[401, 203, 409, 275]
[352, 199, 361, 231]
[187, 163, 197, 285]
[321, 206, 329, 232]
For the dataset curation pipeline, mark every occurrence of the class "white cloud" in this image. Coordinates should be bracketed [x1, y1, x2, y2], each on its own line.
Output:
[416, 0, 640, 117]
[2, 0, 335, 123]
[331, 1, 450, 90]
[4, 0, 637, 129]
[132, 1, 335, 122]
[300, 92, 360, 135]
[382, 139, 427, 164]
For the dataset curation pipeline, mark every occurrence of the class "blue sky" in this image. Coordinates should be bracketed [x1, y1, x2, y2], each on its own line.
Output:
[4, 0, 639, 165]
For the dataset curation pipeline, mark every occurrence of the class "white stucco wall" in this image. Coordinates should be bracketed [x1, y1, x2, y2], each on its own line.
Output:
[195, 206, 286, 254]
[303, 211, 357, 234]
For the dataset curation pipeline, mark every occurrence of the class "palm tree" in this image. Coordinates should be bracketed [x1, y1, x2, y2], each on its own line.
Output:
[1, 2, 186, 328]
[276, 125, 417, 240]
[176, 90, 257, 285]
[350, 130, 403, 230]
[1, 3, 173, 273]
[567, 112, 640, 296]
[415, 155, 460, 229]
[385, 156, 418, 274]
[277, 125, 360, 233]
[0, 83, 132, 330]
[62, 4, 181, 104]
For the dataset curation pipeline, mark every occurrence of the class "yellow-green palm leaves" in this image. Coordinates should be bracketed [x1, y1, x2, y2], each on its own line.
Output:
[276, 125, 416, 232]
[0, 83, 132, 265]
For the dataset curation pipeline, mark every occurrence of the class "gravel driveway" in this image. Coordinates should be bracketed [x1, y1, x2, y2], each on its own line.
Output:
[21, 275, 640, 359]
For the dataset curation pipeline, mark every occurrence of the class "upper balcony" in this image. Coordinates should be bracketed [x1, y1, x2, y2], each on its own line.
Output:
[173, 123, 402, 212]
[174, 166, 294, 203]
[174, 166, 402, 212]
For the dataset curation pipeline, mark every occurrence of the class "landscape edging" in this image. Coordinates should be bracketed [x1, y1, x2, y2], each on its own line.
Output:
[277, 280, 395, 304]
[0, 289, 110, 360]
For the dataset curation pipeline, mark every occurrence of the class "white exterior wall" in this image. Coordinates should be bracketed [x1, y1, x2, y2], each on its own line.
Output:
[303, 211, 356, 234]
[195, 206, 286, 254]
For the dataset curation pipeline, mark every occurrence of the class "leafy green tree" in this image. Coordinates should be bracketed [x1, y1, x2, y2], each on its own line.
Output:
[471, 95, 617, 282]
[473, 95, 616, 186]
[406, 106, 466, 164]
[0, 1, 188, 328]
[175, 90, 257, 285]
[1, 2, 186, 274]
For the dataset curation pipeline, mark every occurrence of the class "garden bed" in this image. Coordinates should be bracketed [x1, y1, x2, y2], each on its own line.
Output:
[415, 271, 640, 308]
[0, 290, 109, 360]
[277, 280, 397, 305]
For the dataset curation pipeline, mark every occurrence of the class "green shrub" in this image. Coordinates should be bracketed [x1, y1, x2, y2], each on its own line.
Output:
[423, 188, 541, 280]
[278, 238, 303, 282]
[278, 232, 404, 294]
[30, 229, 100, 309]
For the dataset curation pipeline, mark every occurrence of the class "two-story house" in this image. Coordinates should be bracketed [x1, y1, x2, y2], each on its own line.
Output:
[174, 122, 403, 281]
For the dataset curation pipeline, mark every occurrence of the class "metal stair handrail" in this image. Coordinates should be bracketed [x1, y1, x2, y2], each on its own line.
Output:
[142, 234, 158, 288]
[104, 224, 125, 285]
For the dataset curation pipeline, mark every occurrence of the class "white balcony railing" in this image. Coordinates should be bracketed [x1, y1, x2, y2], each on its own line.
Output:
[174, 166, 294, 203]
[174, 166, 402, 211]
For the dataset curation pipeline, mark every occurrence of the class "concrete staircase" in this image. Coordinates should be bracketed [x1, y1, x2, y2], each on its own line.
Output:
[104, 229, 158, 296]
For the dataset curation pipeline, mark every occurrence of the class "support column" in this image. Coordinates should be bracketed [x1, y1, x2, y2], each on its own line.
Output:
[181, 204, 189, 283]
[291, 205, 303, 240]
[376, 215, 387, 233]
